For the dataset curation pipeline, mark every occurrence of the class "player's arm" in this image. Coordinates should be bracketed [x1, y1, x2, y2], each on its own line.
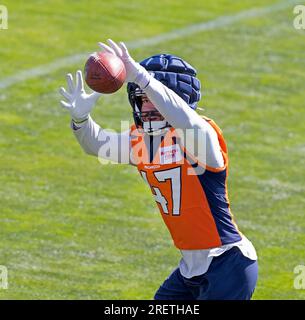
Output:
[71, 116, 131, 164]
[143, 78, 224, 168]
[59, 70, 133, 164]
[98, 39, 223, 169]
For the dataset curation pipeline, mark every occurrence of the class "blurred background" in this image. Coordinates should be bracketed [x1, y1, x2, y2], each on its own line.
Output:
[0, 0, 304, 299]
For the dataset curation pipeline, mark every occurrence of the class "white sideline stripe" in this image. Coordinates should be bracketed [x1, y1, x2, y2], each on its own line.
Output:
[0, 0, 297, 90]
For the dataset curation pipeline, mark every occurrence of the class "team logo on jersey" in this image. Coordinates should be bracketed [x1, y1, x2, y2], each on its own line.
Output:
[159, 144, 182, 164]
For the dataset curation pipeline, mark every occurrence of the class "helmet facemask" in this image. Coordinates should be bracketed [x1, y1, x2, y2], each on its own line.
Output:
[129, 87, 170, 135]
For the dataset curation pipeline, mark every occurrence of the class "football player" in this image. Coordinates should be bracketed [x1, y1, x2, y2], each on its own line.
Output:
[59, 39, 258, 300]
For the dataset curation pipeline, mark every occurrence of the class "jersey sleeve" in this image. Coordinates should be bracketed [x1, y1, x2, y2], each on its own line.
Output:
[72, 116, 132, 164]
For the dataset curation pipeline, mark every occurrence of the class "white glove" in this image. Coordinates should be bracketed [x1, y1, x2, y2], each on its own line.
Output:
[59, 70, 102, 122]
[98, 39, 151, 88]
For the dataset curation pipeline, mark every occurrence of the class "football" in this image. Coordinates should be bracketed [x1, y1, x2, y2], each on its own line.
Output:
[84, 52, 126, 94]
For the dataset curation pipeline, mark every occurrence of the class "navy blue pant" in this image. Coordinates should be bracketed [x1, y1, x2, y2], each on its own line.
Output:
[154, 247, 258, 300]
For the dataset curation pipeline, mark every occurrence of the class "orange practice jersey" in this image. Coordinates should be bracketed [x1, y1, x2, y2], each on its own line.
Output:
[130, 117, 242, 250]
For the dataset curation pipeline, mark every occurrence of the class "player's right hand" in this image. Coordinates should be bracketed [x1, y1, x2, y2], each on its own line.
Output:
[59, 70, 102, 122]
[98, 39, 150, 89]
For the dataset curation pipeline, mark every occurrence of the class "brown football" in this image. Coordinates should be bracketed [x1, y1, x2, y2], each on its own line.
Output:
[84, 52, 126, 94]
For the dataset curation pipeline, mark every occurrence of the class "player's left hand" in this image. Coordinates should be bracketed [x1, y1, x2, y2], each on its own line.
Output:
[98, 39, 150, 87]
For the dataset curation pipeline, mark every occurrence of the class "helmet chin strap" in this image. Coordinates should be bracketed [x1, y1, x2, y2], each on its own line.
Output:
[143, 120, 169, 135]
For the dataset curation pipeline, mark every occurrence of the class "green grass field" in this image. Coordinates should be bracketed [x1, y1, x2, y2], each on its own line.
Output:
[0, 0, 304, 299]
